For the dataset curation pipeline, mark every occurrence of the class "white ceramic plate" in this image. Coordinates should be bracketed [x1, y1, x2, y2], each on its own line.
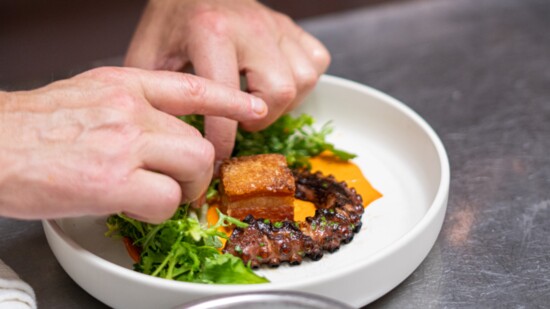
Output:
[43, 75, 449, 309]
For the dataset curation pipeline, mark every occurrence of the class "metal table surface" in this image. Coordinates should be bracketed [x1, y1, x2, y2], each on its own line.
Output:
[1, 0, 549, 307]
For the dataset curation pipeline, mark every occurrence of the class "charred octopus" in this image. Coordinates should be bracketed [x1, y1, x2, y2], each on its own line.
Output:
[222, 161, 364, 268]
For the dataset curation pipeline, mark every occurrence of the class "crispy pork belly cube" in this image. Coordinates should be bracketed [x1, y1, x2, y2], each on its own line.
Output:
[219, 154, 295, 221]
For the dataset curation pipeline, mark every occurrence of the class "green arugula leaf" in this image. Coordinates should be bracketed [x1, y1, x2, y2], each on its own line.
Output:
[106, 204, 267, 284]
[197, 254, 268, 284]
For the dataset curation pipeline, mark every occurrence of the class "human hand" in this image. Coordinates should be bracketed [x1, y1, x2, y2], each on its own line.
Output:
[0, 67, 266, 223]
[125, 0, 331, 159]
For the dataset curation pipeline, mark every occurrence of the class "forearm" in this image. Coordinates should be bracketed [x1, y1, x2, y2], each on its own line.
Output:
[0, 91, 24, 216]
[0, 90, 12, 113]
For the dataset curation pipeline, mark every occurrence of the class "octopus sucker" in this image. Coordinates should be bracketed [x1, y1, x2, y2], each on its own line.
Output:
[223, 168, 364, 268]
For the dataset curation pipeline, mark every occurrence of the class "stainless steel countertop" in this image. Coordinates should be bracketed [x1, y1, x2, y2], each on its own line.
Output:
[1, 0, 549, 307]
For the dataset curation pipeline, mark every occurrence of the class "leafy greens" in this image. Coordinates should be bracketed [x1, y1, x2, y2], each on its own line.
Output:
[106, 206, 268, 284]
[107, 113, 356, 284]
[181, 113, 356, 168]
[234, 114, 355, 168]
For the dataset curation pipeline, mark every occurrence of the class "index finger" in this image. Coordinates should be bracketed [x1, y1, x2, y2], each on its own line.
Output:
[129, 68, 267, 121]
[188, 38, 241, 160]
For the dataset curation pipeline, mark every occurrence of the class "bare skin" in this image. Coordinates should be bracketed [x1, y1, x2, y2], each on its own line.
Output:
[0, 67, 266, 223]
[125, 0, 331, 160]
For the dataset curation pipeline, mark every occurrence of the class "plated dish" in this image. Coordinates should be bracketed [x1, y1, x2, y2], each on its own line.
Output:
[43, 75, 449, 309]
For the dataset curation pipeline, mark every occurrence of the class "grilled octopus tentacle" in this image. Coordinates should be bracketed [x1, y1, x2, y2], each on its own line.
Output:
[223, 169, 364, 268]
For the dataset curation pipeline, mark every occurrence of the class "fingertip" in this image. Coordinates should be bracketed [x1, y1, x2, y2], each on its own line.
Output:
[204, 116, 237, 160]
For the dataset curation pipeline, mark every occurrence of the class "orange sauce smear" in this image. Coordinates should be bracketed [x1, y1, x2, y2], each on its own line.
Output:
[127, 154, 383, 260]
[207, 153, 382, 225]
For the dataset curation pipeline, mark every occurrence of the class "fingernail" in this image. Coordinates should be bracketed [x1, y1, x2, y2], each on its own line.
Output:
[251, 97, 266, 115]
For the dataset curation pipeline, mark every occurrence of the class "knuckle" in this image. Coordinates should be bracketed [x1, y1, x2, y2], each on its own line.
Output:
[187, 126, 203, 138]
[269, 84, 297, 106]
[312, 47, 332, 71]
[275, 13, 294, 28]
[159, 182, 182, 210]
[193, 141, 215, 168]
[295, 68, 319, 90]
[88, 161, 129, 193]
[247, 12, 272, 34]
[108, 88, 141, 113]
[178, 140, 215, 176]
[173, 121, 203, 139]
[179, 74, 207, 101]
[83, 66, 128, 83]
[191, 7, 230, 36]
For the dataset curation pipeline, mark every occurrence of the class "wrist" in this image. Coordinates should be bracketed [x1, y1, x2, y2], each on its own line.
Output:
[148, 0, 180, 10]
[0, 91, 21, 203]
[0, 91, 17, 112]
[0, 90, 11, 104]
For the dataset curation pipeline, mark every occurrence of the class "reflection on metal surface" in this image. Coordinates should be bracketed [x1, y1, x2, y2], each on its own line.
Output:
[447, 201, 475, 247]
[176, 291, 354, 309]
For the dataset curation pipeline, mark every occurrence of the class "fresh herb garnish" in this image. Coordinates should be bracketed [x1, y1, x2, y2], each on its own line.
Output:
[234, 114, 355, 168]
[181, 114, 356, 168]
[106, 205, 267, 284]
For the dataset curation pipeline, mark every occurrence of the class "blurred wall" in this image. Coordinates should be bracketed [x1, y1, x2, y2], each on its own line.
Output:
[0, 0, 401, 89]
